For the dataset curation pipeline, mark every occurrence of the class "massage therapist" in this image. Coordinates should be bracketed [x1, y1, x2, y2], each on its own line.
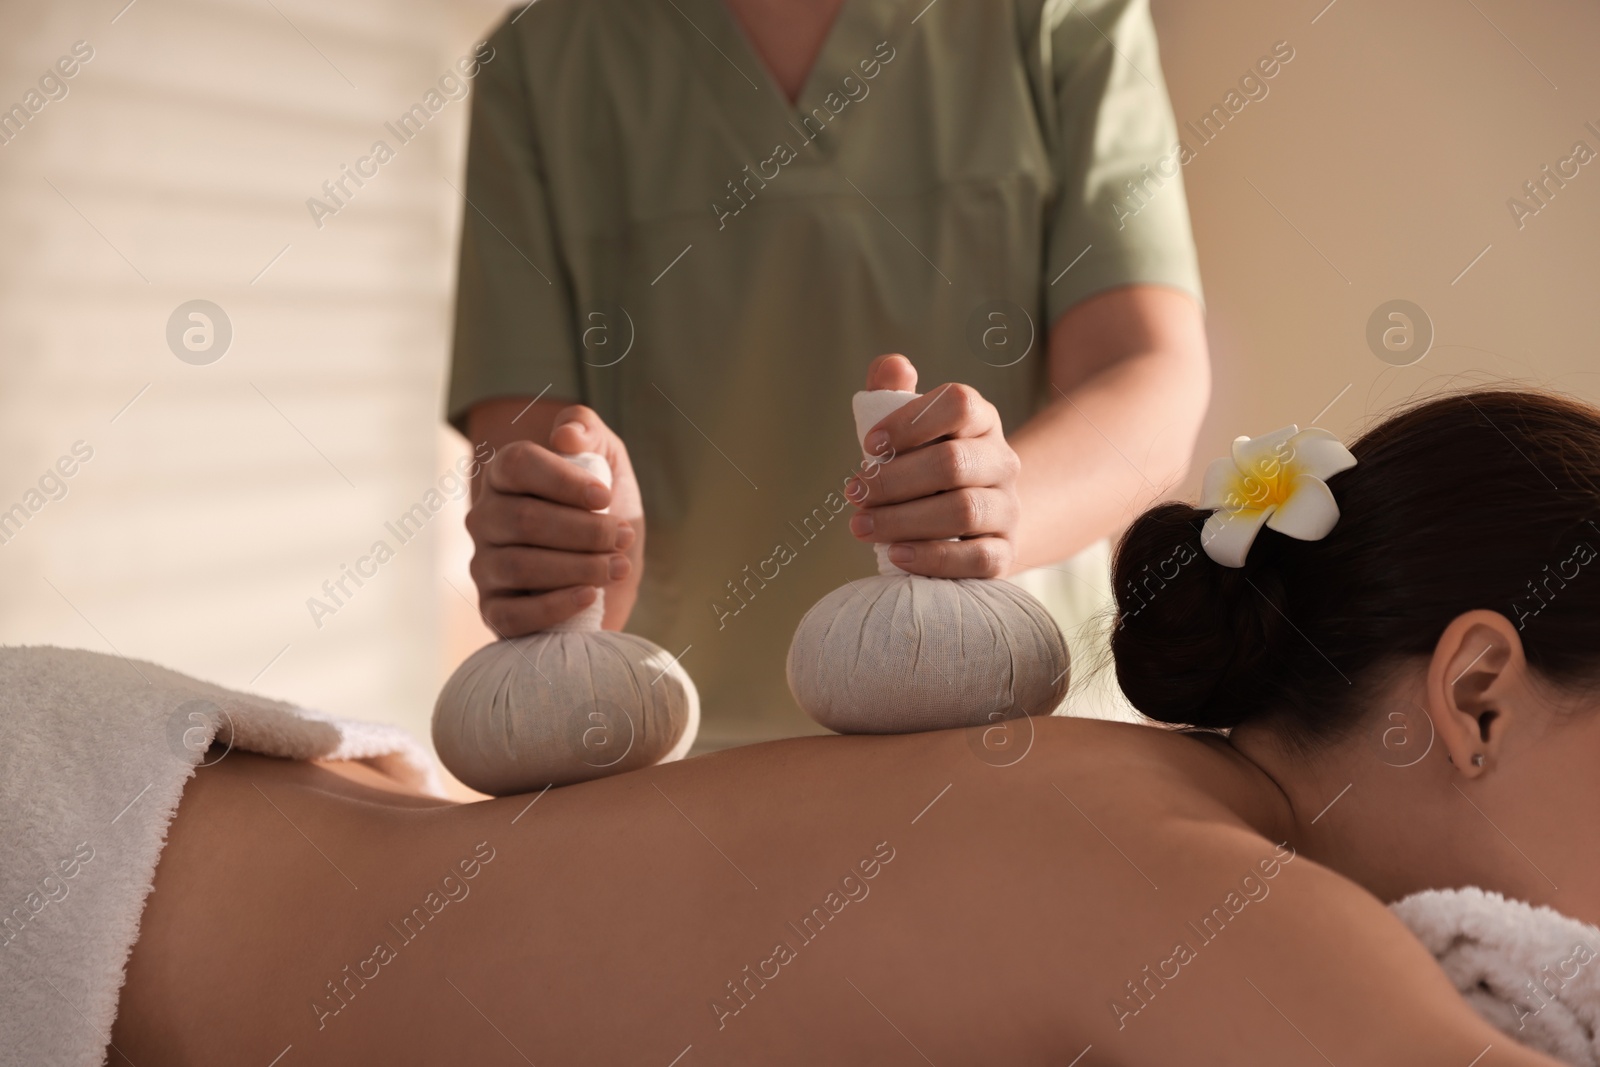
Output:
[446, 0, 1209, 749]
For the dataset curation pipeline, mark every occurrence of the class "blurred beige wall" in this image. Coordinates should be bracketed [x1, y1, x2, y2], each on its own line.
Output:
[1150, 0, 1600, 480]
[0, 0, 1595, 752]
[0, 0, 500, 745]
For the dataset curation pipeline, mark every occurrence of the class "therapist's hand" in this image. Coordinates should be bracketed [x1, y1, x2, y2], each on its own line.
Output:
[844, 354, 1021, 578]
[465, 405, 643, 637]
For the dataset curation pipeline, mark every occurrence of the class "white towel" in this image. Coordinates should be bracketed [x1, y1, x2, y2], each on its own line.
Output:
[0, 645, 443, 1067]
[1392, 887, 1600, 1065]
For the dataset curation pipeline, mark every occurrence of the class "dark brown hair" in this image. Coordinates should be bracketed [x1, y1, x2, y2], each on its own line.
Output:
[1110, 389, 1600, 748]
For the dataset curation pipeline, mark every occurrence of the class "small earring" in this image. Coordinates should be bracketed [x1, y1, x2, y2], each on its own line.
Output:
[1471, 753, 1486, 768]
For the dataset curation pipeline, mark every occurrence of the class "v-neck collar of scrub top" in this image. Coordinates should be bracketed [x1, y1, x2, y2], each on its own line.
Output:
[667, 0, 904, 162]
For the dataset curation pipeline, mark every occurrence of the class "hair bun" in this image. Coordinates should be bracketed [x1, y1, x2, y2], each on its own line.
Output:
[1114, 391, 1600, 747]
[1109, 503, 1291, 730]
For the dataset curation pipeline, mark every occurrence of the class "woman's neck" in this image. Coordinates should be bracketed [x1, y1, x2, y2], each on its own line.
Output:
[1227, 710, 1600, 925]
[1175, 727, 1298, 846]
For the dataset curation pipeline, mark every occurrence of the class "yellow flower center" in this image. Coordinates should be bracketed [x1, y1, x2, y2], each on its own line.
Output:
[1232, 457, 1298, 511]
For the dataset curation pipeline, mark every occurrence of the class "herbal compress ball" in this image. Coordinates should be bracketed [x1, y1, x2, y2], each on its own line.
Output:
[785, 391, 1071, 734]
[432, 452, 699, 792]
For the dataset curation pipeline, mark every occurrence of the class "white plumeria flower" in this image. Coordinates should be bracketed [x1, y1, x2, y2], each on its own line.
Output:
[1199, 424, 1358, 568]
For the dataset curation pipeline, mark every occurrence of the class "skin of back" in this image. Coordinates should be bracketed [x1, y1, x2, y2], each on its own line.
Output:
[112, 718, 1559, 1067]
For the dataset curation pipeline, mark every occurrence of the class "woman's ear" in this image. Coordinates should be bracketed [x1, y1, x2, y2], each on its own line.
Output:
[1424, 610, 1529, 778]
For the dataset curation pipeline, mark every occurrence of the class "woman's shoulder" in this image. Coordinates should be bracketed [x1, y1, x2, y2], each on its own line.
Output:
[967, 719, 1537, 1063]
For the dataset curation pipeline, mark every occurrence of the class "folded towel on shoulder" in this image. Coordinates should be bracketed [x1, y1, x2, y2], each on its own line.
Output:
[0, 645, 442, 1067]
[1393, 887, 1600, 1065]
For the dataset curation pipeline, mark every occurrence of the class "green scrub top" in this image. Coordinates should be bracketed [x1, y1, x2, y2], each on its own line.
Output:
[448, 0, 1202, 749]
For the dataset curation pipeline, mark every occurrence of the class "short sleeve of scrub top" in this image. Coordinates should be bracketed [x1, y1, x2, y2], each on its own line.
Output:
[447, 0, 1202, 748]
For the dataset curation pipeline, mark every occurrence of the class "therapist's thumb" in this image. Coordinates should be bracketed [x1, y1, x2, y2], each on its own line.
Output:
[546, 404, 641, 531]
[865, 353, 918, 393]
[547, 404, 612, 457]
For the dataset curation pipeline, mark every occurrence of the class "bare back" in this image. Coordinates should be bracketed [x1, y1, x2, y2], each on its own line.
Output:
[114, 719, 1554, 1066]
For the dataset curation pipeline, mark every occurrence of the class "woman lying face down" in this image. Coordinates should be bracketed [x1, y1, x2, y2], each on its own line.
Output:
[114, 390, 1600, 1067]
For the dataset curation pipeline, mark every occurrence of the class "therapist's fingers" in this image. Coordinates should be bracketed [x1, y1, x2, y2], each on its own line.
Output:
[862, 382, 1001, 458]
[846, 434, 1019, 508]
[479, 586, 603, 639]
[471, 544, 629, 599]
[882, 535, 1014, 580]
[850, 486, 1017, 546]
[467, 493, 634, 553]
[486, 439, 612, 511]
